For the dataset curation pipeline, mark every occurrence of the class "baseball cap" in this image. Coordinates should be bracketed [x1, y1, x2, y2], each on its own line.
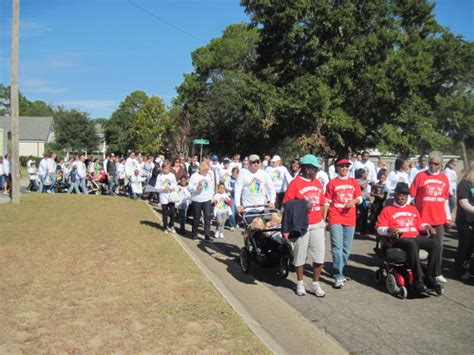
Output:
[110, 153, 115, 157]
[335, 159, 351, 166]
[271, 155, 281, 162]
[395, 182, 410, 195]
[211, 154, 219, 161]
[300, 154, 321, 169]
[249, 154, 260, 162]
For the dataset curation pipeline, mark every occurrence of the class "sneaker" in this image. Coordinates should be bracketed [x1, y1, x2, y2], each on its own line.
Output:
[230, 227, 235, 232]
[436, 275, 447, 283]
[215, 231, 220, 238]
[205, 236, 213, 242]
[309, 282, 326, 297]
[169, 227, 176, 234]
[334, 279, 345, 289]
[296, 282, 306, 296]
[425, 276, 442, 291]
[164, 229, 169, 234]
[220, 232, 224, 238]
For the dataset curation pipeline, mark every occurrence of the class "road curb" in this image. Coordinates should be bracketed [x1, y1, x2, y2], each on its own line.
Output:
[146, 203, 347, 354]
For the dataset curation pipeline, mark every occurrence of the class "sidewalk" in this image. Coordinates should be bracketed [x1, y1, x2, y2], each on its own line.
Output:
[147, 203, 347, 354]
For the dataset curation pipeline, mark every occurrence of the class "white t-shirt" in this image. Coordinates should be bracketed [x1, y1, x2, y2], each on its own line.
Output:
[155, 172, 178, 205]
[328, 165, 337, 180]
[188, 171, 215, 203]
[316, 170, 330, 193]
[234, 168, 276, 208]
[385, 170, 410, 198]
[444, 167, 457, 195]
[353, 160, 377, 183]
[125, 157, 137, 178]
[72, 160, 87, 179]
[0, 161, 4, 175]
[130, 174, 145, 194]
[3, 159, 10, 175]
[38, 158, 48, 177]
[213, 192, 232, 216]
[265, 165, 292, 193]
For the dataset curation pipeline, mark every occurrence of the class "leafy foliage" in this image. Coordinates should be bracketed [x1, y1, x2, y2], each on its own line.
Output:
[53, 108, 100, 152]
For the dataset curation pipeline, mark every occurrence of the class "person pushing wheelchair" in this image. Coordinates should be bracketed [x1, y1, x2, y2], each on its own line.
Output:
[376, 182, 443, 294]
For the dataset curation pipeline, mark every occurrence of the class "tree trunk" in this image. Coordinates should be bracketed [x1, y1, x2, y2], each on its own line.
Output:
[460, 140, 469, 172]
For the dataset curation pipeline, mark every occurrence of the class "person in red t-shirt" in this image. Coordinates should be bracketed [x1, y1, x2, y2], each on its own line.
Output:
[283, 154, 327, 297]
[325, 158, 362, 288]
[377, 182, 442, 294]
[409, 151, 452, 284]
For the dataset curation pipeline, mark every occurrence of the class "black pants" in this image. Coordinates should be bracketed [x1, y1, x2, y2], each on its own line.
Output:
[356, 202, 369, 235]
[275, 192, 285, 210]
[455, 223, 474, 274]
[162, 202, 175, 229]
[393, 236, 441, 279]
[192, 200, 212, 239]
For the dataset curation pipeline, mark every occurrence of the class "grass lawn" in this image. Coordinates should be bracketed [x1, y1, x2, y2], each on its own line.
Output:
[0, 194, 268, 353]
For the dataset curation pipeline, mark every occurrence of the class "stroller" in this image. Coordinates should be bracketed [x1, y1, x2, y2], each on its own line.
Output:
[239, 206, 293, 278]
[86, 174, 101, 195]
[374, 234, 443, 299]
[54, 169, 70, 193]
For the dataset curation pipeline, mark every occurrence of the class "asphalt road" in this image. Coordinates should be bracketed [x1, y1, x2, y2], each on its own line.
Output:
[165, 214, 474, 354]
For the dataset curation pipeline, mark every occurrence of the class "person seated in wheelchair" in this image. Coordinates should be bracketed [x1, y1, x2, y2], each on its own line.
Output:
[376, 182, 442, 294]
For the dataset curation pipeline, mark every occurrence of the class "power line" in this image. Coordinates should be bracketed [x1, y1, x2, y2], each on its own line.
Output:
[127, 0, 206, 44]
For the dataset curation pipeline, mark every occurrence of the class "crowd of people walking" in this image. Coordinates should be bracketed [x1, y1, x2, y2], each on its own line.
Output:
[8, 149, 473, 296]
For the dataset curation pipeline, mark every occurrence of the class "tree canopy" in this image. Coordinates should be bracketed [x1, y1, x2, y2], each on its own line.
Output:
[174, 0, 473, 160]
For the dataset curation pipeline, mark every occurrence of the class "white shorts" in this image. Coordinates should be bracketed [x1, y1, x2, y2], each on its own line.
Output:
[292, 220, 326, 267]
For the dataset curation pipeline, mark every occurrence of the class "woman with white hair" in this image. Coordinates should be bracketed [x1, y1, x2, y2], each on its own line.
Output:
[454, 161, 474, 279]
[410, 151, 452, 283]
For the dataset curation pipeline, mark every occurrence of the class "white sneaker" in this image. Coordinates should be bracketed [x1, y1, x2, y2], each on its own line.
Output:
[309, 282, 326, 297]
[215, 231, 220, 238]
[296, 282, 306, 296]
[230, 227, 235, 231]
[436, 275, 447, 283]
[220, 232, 224, 238]
[334, 279, 345, 289]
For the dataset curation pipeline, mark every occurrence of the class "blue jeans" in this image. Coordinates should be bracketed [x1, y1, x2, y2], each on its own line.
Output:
[227, 197, 237, 228]
[79, 178, 87, 194]
[68, 181, 81, 194]
[38, 175, 45, 193]
[330, 224, 355, 281]
[0, 175, 3, 190]
[178, 206, 188, 232]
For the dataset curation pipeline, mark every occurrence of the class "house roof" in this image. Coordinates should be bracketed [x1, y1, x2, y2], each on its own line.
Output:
[0, 116, 53, 141]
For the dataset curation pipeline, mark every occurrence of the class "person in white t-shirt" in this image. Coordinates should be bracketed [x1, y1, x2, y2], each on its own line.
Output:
[444, 158, 458, 213]
[71, 154, 88, 194]
[235, 154, 276, 223]
[3, 154, 11, 194]
[353, 151, 377, 193]
[189, 162, 215, 241]
[385, 158, 410, 199]
[0, 156, 5, 192]
[45, 152, 57, 193]
[265, 155, 291, 209]
[408, 155, 428, 185]
[155, 162, 178, 233]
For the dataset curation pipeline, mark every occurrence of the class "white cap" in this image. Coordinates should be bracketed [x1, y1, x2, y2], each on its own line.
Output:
[271, 155, 281, 162]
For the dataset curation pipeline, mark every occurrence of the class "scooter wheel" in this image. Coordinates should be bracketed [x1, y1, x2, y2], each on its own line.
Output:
[398, 286, 408, 299]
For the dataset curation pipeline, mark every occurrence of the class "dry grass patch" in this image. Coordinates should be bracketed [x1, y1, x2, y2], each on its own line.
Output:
[0, 194, 268, 353]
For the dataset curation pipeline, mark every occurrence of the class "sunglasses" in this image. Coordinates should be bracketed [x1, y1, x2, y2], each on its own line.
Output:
[429, 161, 440, 166]
[250, 160, 260, 164]
[338, 164, 351, 168]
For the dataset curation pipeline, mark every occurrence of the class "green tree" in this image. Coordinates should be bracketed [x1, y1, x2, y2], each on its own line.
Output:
[239, 0, 472, 156]
[53, 108, 99, 152]
[0, 84, 54, 117]
[104, 90, 148, 154]
[131, 96, 171, 155]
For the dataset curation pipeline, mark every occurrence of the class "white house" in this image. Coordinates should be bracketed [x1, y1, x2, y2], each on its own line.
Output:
[0, 116, 54, 157]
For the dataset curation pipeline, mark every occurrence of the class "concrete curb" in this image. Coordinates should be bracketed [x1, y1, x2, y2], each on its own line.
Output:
[146, 203, 347, 354]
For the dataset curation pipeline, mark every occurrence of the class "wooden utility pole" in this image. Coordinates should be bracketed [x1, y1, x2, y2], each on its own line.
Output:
[10, 0, 20, 203]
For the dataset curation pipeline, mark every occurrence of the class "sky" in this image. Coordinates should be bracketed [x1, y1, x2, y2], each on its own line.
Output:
[0, 0, 472, 119]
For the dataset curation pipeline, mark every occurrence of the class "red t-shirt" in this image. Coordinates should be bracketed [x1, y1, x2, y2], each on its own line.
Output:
[376, 204, 423, 239]
[409, 170, 450, 225]
[283, 176, 325, 224]
[325, 177, 362, 226]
